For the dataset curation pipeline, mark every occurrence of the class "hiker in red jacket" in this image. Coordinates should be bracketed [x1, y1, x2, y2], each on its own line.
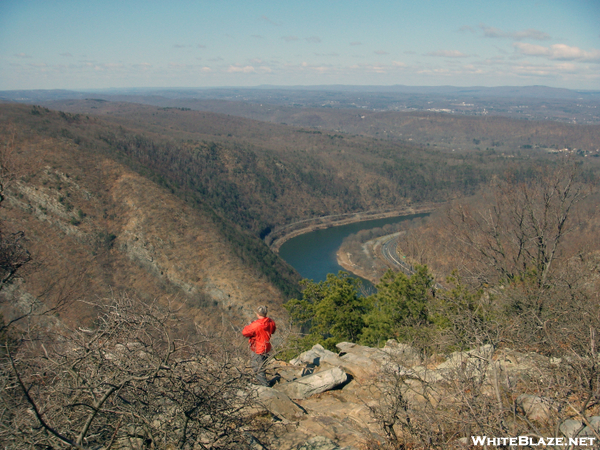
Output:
[242, 305, 276, 386]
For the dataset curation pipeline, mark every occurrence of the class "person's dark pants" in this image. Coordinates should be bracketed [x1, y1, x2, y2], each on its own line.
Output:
[251, 352, 269, 386]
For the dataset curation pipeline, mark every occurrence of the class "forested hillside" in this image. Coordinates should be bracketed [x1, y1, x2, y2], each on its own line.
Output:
[0, 105, 299, 329]
[2, 100, 599, 328]
[11, 101, 503, 235]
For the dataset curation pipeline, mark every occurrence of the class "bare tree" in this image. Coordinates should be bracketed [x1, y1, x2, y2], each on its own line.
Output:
[1, 295, 271, 449]
[367, 160, 600, 448]
[446, 160, 589, 290]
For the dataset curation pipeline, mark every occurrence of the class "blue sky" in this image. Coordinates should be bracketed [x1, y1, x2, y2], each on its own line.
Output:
[1, 0, 599, 90]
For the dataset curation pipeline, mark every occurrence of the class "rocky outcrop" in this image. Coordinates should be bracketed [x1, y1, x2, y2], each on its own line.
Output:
[275, 367, 348, 400]
[265, 342, 595, 449]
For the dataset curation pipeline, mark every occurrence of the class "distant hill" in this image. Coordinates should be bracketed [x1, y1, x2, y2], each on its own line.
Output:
[2, 84, 599, 124]
[253, 84, 599, 99]
[42, 97, 600, 153]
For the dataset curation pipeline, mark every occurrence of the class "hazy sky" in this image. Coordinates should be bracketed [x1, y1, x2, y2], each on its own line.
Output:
[1, 0, 599, 90]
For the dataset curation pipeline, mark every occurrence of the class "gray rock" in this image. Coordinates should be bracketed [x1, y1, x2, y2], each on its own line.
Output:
[516, 395, 557, 422]
[336, 341, 413, 380]
[290, 344, 376, 381]
[276, 367, 348, 400]
[494, 349, 551, 375]
[382, 339, 422, 366]
[254, 386, 306, 421]
[291, 344, 339, 366]
[560, 419, 584, 438]
[296, 436, 340, 450]
[337, 342, 388, 365]
[580, 416, 600, 437]
[339, 352, 376, 368]
[557, 417, 600, 438]
[437, 345, 494, 371]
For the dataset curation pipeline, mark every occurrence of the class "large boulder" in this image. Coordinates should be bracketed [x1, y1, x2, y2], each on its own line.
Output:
[290, 344, 341, 367]
[381, 339, 422, 366]
[275, 367, 348, 400]
[290, 344, 379, 381]
[516, 395, 557, 422]
[337, 342, 389, 365]
[560, 416, 600, 438]
[253, 386, 306, 422]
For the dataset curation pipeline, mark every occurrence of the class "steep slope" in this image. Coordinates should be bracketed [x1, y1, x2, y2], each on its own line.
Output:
[1, 107, 294, 328]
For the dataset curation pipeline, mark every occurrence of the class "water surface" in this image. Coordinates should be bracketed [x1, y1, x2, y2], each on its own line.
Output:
[278, 213, 428, 283]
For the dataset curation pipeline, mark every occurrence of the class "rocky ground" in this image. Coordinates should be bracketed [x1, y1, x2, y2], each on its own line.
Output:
[254, 341, 600, 449]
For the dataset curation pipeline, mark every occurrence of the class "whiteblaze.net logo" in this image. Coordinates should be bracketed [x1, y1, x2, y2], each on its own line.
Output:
[471, 436, 597, 447]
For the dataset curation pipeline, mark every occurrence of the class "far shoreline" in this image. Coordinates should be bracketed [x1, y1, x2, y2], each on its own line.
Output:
[268, 203, 439, 253]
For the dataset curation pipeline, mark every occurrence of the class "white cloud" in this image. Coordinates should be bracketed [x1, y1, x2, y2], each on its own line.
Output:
[350, 41, 362, 46]
[374, 50, 389, 55]
[480, 24, 550, 41]
[514, 43, 600, 62]
[298, 61, 334, 73]
[281, 36, 299, 42]
[227, 65, 255, 73]
[14, 53, 32, 58]
[426, 50, 470, 58]
[306, 36, 321, 43]
[60, 52, 73, 57]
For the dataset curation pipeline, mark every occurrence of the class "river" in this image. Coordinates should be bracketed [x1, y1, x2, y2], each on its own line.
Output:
[278, 213, 428, 284]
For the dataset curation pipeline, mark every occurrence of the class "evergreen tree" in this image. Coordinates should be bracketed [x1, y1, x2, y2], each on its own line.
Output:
[360, 265, 433, 346]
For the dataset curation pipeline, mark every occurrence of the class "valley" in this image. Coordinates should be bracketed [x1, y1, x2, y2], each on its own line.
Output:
[2, 89, 600, 449]
[2, 96, 600, 329]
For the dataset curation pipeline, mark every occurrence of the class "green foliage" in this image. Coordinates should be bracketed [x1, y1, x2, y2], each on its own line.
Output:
[286, 267, 439, 353]
[361, 266, 434, 347]
[285, 272, 369, 351]
[432, 274, 496, 351]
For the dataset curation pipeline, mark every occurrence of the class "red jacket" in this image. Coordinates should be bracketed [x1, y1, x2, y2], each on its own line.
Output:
[242, 317, 276, 354]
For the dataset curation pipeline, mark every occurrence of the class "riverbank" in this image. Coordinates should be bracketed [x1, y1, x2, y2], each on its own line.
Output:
[337, 245, 380, 284]
[337, 232, 404, 284]
[268, 204, 439, 252]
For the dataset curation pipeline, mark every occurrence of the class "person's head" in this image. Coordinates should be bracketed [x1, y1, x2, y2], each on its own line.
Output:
[256, 305, 268, 318]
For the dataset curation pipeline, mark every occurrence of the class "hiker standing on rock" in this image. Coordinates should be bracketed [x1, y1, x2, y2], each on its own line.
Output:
[242, 305, 276, 387]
